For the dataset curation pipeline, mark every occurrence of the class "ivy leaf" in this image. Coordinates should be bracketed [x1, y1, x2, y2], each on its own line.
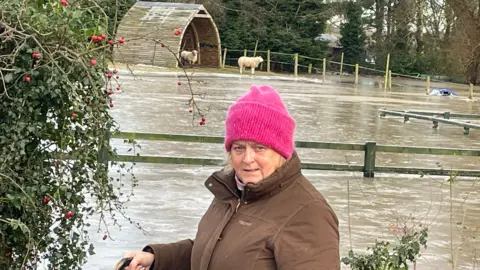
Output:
[88, 244, 95, 255]
[40, 185, 49, 193]
[3, 73, 14, 83]
[6, 194, 21, 210]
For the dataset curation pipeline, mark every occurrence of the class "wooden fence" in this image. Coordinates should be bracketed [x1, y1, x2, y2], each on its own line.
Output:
[221, 47, 475, 99]
[379, 109, 480, 135]
[109, 131, 480, 178]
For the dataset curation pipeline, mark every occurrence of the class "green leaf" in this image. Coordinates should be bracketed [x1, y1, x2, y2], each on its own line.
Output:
[40, 185, 49, 193]
[88, 244, 95, 255]
[3, 73, 14, 83]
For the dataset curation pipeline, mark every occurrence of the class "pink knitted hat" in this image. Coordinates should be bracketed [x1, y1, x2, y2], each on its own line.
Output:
[224, 85, 296, 159]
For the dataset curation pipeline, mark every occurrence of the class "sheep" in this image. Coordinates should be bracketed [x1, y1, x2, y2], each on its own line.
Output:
[180, 50, 198, 68]
[238, 56, 263, 74]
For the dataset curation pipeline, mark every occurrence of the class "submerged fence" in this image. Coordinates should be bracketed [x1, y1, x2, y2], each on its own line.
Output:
[379, 109, 480, 135]
[221, 47, 476, 99]
[109, 131, 480, 178]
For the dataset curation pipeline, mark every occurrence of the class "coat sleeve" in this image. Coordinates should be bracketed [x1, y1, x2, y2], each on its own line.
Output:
[273, 200, 339, 270]
[143, 239, 193, 270]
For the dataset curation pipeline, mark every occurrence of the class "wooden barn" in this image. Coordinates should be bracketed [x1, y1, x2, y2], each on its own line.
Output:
[113, 1, 222, 68]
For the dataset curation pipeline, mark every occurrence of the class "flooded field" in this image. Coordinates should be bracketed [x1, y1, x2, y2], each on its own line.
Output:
[76, 70, 480, 269]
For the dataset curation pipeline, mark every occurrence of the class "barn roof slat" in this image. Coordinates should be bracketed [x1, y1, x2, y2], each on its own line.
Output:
[135, 1, 202, 9]
[114, 1, 221, 68]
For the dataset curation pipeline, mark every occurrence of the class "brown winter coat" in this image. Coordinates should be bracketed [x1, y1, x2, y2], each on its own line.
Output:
[144, 151, 340, 270]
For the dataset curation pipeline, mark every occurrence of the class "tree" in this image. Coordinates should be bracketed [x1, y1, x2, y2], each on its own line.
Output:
[215, 0, 329, 57]
[445, 0, 480, 84]
[340, 1, 366, 66]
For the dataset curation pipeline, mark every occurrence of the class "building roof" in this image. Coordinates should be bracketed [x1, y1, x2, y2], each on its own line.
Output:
[113, 1, 221, 67]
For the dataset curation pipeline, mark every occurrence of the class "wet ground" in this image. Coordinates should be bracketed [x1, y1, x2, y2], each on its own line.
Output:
[77, 70, 480, 269]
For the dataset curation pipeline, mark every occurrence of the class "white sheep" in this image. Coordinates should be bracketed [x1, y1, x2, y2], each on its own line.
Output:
[238, 56, 263, 74]
[180, 50, 198, 68]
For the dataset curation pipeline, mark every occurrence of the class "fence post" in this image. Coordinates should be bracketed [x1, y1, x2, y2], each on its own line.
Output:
[363, 141, 376, 178]
[267, 50, 271, 73]
[469, 83, 474, 99]
[98, 129, 112, 167]
[308, 63, 312, 74]
[222, 48, 227, 68]
[426, 76, 430, 95]
[388, 70, 392, 90]
[340, 52, 344, 76]
[243, 49, 247, 57]
[384, 53, 390, 90]
[354, 64, 359, 87]
[294, 53, 298, 77]
[152, 42, 157, 66]
[323, 58, 326, 83]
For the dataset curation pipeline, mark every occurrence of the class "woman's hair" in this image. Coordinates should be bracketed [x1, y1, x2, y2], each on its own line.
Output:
[221, 151, 287, 174]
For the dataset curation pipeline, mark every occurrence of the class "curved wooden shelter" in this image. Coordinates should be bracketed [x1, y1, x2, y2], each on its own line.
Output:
[113, 1, 222, 68]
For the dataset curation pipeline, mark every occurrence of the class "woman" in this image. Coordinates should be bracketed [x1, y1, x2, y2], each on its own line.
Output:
[120, 85, 339, 270]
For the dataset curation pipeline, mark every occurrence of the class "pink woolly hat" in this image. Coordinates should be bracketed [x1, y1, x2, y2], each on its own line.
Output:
[224, 85, 296, 159]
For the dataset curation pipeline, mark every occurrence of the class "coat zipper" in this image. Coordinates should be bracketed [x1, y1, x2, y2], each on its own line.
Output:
[235, 198, 241, 212]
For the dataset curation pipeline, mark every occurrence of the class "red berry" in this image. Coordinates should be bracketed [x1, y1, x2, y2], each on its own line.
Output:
[32, 52, 40, 59]
[72, 113, 77, 117]
[109, 103, 114, 108]
[90, 59, 96, 66]
[174, 29, 182, 36]
[61, 0, 68, 7]
[118, 37, 125, 44]
[107, 73, 112, 79]
[116, 86, 120, 90]
[108, 39, 115, 46]
[97, 36, 103, 42]
[113, 69, 117, 74]
[116, 75, 119, 79]
[107, 90, 113, 95]
[103, 234, 108, 240]
[189, 109, 193, 113]
[101, 34, 106, 39]
[43, 197, 50, 203]
[25, 76, 31, 83]
[65, 211, 74, 219]
[92, 35, 98, 41]
[161, 43, 165, 48]
[177, 82, 181, 86]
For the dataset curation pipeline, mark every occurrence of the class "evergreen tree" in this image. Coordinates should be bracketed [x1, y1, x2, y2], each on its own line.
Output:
[217, 0, 329, 59]
[340, 1, 366, 65]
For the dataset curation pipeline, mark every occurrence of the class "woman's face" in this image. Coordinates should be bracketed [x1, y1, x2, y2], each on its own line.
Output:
[230, 140, 284, 184]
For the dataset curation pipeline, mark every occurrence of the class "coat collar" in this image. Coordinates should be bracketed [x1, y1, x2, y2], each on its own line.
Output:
[205, 151, 302, 202]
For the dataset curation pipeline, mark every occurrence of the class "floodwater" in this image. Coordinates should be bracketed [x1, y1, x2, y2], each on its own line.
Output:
[77, 71, 480, 269]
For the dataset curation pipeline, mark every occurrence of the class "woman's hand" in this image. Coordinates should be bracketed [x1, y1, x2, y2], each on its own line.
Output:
[119, 251, 155, 270]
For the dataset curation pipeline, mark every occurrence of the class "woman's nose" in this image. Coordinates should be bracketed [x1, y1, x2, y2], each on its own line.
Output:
[242, 148, 255, 164]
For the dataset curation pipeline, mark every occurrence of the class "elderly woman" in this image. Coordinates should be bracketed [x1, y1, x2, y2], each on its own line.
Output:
[120, 85, 339, 270]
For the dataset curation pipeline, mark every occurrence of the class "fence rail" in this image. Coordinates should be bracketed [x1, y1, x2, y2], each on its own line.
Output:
[386, 110, 480, 119]
[110, 132, 480, 178]
[379, 109, 480, 135]
[221, 47, 476, 99]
